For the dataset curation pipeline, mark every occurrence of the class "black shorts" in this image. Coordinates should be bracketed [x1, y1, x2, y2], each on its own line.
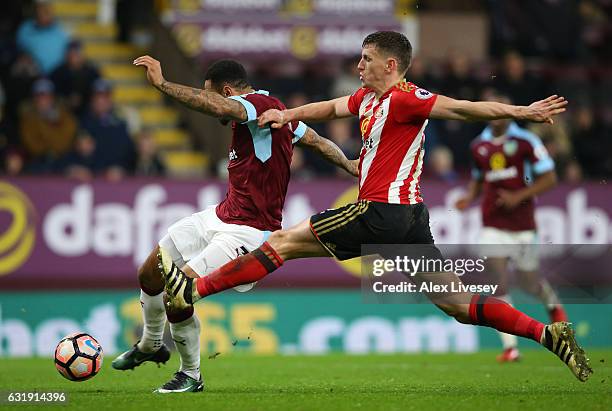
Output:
[309, 200, 443, 261]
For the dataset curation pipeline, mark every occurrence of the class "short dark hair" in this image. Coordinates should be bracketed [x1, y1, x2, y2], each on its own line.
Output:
[204, 60, 249, 90]
[362, 31, 412, 75]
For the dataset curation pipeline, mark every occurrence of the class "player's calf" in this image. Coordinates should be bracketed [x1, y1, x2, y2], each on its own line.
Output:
[139, 246, 165, 296]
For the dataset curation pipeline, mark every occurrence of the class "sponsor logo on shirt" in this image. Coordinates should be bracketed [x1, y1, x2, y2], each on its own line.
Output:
[229, 148, 238, 161]
[485, 166, 518, 182]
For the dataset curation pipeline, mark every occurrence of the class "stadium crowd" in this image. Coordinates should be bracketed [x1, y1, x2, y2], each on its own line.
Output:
[0, 0, 610, 182]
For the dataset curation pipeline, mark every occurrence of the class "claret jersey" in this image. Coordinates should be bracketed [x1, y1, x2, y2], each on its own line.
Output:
[216, 90, 306, 231]
[470, 122, 555, 231]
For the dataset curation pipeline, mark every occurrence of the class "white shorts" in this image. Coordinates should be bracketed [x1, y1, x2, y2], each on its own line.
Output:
[479, 227, 539, 271]
[158, 206, 271, 292]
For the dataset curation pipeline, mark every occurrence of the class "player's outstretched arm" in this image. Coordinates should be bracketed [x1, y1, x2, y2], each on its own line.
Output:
[258, 96, 352, 129]
[297, 127, 359, 177]
[133, 55, 247, 122]
[430, 95, 568, 124]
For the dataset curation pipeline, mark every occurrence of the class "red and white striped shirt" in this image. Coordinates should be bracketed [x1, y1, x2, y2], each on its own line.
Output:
[348, 81, 437, 204]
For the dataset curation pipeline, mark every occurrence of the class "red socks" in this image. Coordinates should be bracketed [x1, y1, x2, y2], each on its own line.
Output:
[469, 294, 544, 343]
[195, 242, 283, 298]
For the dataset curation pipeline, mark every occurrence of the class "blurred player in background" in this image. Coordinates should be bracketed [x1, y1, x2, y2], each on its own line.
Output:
[112, 57, 358, 393]
[162, 32, 592, 382]
[455, 93, 568, 363]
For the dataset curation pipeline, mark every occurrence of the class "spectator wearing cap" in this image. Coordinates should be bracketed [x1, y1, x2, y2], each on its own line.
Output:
[51, 40, 101, 116]
[80, 79, 136, 179]
[16, 0, 69, 74]
[19, 78, 78, 172]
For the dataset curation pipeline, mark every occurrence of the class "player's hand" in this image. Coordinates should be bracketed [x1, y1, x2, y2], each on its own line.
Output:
[454, 196, 471, 211]
[133, 55, 165, 88]
[258, 109, 287, 129]
[496, 189, 523, 210]
[522, 95, 568, 124]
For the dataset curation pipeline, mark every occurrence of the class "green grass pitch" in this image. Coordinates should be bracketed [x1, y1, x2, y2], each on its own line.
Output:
[1, 350, 611, 410]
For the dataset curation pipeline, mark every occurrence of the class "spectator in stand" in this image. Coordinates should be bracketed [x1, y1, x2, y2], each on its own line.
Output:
[407, 55, 440, 92]
[16, 0, 69, 74]
[489, 51, 548, 107]
[326, 119, 360, 178]
[19, 78, 77, 173]
[330, 57, 362, 98]
[289, 146, 313, 180]
[563, 159, 583, 184]
[0, 0, 26, 83]
[427, 145, 458, 183]
[56, 130, 101, 181]
[528, 117, 573, 176]
[0, 82, 18, 171]
[432, 50, 483, 169]
[134, 128, 165, 177]
[4, 52, 40, 124]
[80, 79, 136, 180]
[51, 40, 101, 116]
[571, 105, 612, 179]
[442, 49, 481, 101]
[4, 148, 25, 176]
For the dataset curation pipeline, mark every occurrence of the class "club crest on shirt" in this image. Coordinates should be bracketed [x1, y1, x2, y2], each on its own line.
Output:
[477, 146, 488, 157]
[374, 106, 384, 118]
[503, 140, 518, 156]
[229, 148, 238, 161]
[360, 116, 371, 136]
[489, 152, 506, 170]
[415, 89, 433, 100]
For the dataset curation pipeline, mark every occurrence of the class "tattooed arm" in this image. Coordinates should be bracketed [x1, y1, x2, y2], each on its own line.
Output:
[297, 127, 358, 177]
[157, 80, 247, 122]
[133, 55, 246, 122]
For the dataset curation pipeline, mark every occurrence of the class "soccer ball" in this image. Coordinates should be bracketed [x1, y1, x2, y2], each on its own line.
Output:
[54, 333, 103, 381]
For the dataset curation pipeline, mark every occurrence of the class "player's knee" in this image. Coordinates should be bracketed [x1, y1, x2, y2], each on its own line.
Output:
[268, 229, 297, 259]
[438, 303, 471, 324]
[138, 247, 163, 295]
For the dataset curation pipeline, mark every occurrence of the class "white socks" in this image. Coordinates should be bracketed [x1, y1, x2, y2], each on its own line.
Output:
[537, 279, 561, 310]
[497, 294, 518, 349]
[170, 314, 201, 380]
[137, 290, 166, 353]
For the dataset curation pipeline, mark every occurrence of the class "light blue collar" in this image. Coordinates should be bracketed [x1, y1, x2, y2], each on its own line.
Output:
[240, 90, 269, 97]
[480, 121, 521, 141]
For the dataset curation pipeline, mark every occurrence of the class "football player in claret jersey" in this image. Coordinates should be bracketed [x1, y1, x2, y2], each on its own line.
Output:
[456, 93, 568, 363]
[112, 57, 358, 392]
[162, 32, 592, 382]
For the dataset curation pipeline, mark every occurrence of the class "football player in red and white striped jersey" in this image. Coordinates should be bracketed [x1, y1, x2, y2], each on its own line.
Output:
[162, 32, 591, 382]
